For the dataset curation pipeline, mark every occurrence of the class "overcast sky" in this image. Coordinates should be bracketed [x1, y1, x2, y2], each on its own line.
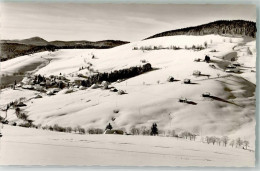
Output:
[0, 3, 256, 42]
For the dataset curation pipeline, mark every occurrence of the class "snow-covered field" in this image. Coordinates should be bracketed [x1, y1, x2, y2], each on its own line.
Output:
[0, 125, 255, 166]
[0, 35, 256, 166]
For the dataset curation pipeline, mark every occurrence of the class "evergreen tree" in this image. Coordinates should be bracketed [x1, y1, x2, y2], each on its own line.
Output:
[106, 123, 113, 130]
[205, 55, 211, 63]
[150, 123, 158, 136]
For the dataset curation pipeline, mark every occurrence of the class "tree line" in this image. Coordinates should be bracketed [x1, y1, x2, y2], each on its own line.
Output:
[146, 20, 257, 40]
[80, 63, 152, 87]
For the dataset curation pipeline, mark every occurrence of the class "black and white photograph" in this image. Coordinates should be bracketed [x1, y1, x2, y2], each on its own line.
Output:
[0, 2, 257, 167]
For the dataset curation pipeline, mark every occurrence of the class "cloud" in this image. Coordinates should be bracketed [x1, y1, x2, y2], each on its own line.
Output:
[0, 3, 256, 41]
[126, 16, 171, 26]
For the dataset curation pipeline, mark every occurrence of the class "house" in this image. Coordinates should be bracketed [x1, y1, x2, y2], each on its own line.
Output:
[45, 80, 51, 86]
[46, 91, 55, 96]
[193, 70, 201, 76]
[35, 94, 42, 99]
[110, 88, 118, 92]
[16, 83, 22, 87]
[104, 129, 124, 135]
[140, 59, 147, 63]
[39, 81, 46, 86]
[58, 76, 66, 80]
[78, 73, 84, 77]
[52, 88, 60, 93]
[22, 85, 34, 90]
[167, 76, 174, 82]
[74, 85, 79, 88]
[225, 68, 240, 73]
[79, 86, 86, 90]
[226, 64, 236, 69]
[116, 79, 125, 83]
[194, 58, 201, 62]
[179, 97, 187, 103]
[101, 81, 109, 89]
[184, 78, 191, 84]
[22, 77, 34, 86]
[209, 64, 216, 69]
[21, 77, 31, 84]
[34, 85, 44, 91]
[90, 84, 99, 89]
[16, 102, 27, 107]
[232, 62, 241, 66]
[225, 64, 240, 73]
[118, 90, 126, 95]
[202, 92, 211, 97]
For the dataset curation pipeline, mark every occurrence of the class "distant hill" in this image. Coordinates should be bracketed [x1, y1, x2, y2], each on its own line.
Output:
[0, 43, 57, 61]
[1, 37, 49, 46]
[20, 37, 49, 46]
[49, 40, 129, 49]
[0, 38, 129, 61]
[145, 20, 257, 40]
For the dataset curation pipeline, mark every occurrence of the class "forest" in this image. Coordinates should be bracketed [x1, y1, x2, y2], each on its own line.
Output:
[146, 20, 257, 40]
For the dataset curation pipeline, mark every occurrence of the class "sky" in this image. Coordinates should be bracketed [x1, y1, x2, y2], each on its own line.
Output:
[0, 3, 256, 42]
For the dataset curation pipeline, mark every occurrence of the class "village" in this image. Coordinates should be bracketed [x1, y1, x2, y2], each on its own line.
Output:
[0, 44, 251, 148]
[0, 28, 256, 169]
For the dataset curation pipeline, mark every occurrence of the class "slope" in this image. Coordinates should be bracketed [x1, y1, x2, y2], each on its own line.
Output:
[0, 34, 256, 149]
[0, 125, 255, 166]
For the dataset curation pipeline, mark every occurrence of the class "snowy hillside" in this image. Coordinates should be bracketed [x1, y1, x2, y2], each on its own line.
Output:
[0, 34, 256, 166]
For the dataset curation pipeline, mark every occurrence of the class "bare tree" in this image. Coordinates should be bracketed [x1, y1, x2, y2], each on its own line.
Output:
[221, 136, 229, 147]
[66, 127, 72, 133]
[15, 107, 21, 118]
[236, 137, 243, 147]
[130, 126, 136, 135]
[247, 47, 253, 55]
[230, 139, 235, 147]
[130, 126, 140, 135]
[192, 134, 197, 141]
[216, 137, 221, 146]
[76, 126, 85, 134]
[140, 126, 147, 135]
[204, 41, 208, 48]
[181, 131, 190, 139]
[243, 140, 249, 149]
[19, 113, 28, 121]
[136, 127, 140, 135]
[206, 136, 211, 144]
[170, 130, 176, 137]
[210, 136, 217, 145]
